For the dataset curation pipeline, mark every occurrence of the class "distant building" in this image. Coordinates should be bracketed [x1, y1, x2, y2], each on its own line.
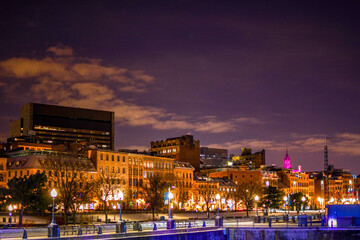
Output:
[209, 169, 279, 188]
[231, 148, 265, 169]
[150, 135, 200, 170]
[9, 103, 114, 149]
[200, 147, 228, 167]
[284, 149, 291, 169]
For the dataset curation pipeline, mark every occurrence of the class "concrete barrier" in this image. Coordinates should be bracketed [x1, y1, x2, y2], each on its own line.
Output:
[227, 227, 360, 240]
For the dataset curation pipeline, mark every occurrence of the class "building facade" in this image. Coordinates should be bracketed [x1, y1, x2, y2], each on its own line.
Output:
[10, 103, 115, 150]
[200, 147, 228, 167]
[150, 135, 200, 170]
[231, 148, 265, 169]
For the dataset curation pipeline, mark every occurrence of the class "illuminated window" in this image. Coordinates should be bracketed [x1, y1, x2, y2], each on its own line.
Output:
[100, 166, 103, 172]
[106, 167, 109, 173]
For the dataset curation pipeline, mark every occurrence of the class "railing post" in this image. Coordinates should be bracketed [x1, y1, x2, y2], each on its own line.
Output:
[98, 225, 102, 235]
[78, 225, 82, 235]
[202, 219, 206, 227]
[188, 220, 192, 228]
[153, 222, 157, 231]
[22, 228, 27, 240]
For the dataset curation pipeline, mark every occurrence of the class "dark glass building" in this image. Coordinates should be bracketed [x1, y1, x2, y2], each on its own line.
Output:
[9, 103, 114, 149]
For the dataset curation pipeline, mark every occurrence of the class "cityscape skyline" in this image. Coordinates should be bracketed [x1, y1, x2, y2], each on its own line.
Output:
[1, 1, 360, 173]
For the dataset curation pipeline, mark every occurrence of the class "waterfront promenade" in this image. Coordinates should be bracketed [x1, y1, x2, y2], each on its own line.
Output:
[0, 211, 329, 239]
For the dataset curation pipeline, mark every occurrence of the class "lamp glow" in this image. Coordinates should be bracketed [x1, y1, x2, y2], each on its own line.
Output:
[216, 194, 220, 200]
[51, 188, 57, 198]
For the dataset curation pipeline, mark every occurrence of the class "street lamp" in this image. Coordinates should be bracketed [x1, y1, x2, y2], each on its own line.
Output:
[50, 188, 57, 224]
[216, 194, 221, 217]
[255, 195, 259, 216]
[301, 196, 306, 213]
[118, 190, 123, 222]
[168, 191, 173, 220]
[196, 204, 200, 219]
[8, 205, 13, 228]
[283, 196, 288, 215]
[79, 204, 84, 224]
[48, 188, 60, 238]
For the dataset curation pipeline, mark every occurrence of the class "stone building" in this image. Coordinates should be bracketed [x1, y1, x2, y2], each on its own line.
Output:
[150, 135, 200, 171]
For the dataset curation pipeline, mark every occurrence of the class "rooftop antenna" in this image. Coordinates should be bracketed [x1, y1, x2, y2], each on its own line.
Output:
[324, 137, 328, 171]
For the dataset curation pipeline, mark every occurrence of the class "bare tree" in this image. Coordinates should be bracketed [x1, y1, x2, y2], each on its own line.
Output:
[192, 179, 217, 218]
[234, 182, 262, 217]
[140, 174, 169, 220]
[94, 171, 121, 223]
[44, 152, 96, 225]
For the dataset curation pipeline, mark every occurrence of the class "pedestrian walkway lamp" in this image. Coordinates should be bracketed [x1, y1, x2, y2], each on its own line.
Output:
[79, 204, 84, 225]
[169, 191, 173, 219]
[283, 196, 288, 215]
[196, 204, 200, 219]
[301, 196, 305, 213]
[255, 195, 259, 216]
[216, 194, 221, 217]
[118, 190, 123, 222]
[48, 188, 60, 238]
[50, 189, 57, 224]
[8, 205, 13, 228]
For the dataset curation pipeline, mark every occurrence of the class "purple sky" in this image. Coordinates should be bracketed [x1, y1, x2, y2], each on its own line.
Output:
[1, 1, 360, 173]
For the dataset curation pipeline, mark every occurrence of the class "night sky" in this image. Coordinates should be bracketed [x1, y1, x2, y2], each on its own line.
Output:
[1, 1, 360, 173]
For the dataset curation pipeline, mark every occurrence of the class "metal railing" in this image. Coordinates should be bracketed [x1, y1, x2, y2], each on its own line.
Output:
[0, 215, 326, 239]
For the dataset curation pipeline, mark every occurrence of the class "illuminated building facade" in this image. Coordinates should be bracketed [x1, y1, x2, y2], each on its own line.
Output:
[173, 161, 195, 209]
[88, 149, 175, 209]
[231, 148, 265, 169]
[9, 103, 114, 149]
[150, 135, 200, 170]
[0, 157, 7, 188]
[200, 147, 228, 167]
[283, 149, 291, 169]
[208, 169, 279, 188]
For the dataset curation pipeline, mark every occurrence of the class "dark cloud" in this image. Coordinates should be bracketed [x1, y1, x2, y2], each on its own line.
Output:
[1, 1, 360, 172]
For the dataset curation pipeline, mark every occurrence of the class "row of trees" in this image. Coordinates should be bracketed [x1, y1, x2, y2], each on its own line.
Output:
[191, 181, 310, 218]
[0, 150, 310, 226]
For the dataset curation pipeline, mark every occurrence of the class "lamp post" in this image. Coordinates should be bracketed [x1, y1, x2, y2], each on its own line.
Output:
[118, 190, 123, 222]
[168, 191, 173, 220]
[48, 188, 59, 238]
[216, 194, 220, 217]
[8, 205, 13, 228]
[301, 196, 305, 213]
[215, 194, 222, 227]
[166, 189, 175, 230]
[283, 196, 288, 215]
[255, 195, 259, 216]
[50, 188, 57, 224]
[79, 204, 84, 225]
[196, 204, 200, 219]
